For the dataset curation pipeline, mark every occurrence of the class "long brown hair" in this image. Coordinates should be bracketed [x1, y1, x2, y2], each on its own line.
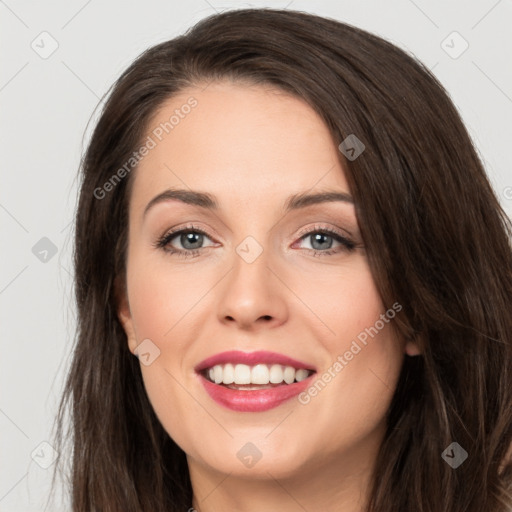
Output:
[51, 8, 512, 511]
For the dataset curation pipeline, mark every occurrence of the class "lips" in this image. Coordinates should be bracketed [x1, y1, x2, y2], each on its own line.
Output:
[195, 350, 316, 412]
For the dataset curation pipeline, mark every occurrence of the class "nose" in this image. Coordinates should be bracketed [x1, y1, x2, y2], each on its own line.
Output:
[217, 244, 288, 331]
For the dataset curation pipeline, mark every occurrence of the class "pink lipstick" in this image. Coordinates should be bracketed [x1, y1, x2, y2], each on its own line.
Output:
[195, 350, 316, 412]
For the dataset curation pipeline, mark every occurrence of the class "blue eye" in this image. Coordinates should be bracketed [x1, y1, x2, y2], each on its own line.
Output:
[154, 225, 215, 259]
[295, 228, 356, 256]
[154, 224, 356, 259]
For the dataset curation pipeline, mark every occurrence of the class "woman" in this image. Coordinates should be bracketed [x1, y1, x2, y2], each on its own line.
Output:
[52, 8, 512, 511]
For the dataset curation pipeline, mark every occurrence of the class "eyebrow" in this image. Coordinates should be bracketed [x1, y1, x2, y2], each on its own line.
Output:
[143, 188, 354, 218]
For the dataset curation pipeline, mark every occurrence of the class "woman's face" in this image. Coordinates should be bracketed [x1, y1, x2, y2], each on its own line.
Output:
[118, 81, 406, 483]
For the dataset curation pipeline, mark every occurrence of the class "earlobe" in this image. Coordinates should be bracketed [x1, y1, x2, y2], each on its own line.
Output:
[115, 277, 138, 354]
[118, 305, 138, 354]
[405, 340, 422, 357]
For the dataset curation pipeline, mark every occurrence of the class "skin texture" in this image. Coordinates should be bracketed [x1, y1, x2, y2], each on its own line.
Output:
[118, 81, 421, 512]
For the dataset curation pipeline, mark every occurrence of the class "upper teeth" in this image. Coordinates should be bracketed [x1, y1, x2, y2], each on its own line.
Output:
[206, 364, 311, 385]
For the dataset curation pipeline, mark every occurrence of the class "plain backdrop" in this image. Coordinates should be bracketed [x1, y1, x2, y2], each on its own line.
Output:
[1, 1, 511, 510]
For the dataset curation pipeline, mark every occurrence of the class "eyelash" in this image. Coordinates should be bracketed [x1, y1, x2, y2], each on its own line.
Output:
[153, 223, 356, 259]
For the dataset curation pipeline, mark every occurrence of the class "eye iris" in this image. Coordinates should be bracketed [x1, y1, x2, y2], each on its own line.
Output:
[311, 233, 332, 250]
[181, 232, 203, 250]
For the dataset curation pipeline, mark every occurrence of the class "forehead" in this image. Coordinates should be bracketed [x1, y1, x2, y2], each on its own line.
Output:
[130, 81, 350, 214]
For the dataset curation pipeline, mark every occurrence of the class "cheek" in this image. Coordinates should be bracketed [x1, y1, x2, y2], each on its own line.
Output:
[295, 321, 403, 464]
[293, 262, 404, 446]
[125, 252, 210, 345]
[122, 253, 219, 453]
[292, 256, 389, 344]
[318, 264, 402, 400]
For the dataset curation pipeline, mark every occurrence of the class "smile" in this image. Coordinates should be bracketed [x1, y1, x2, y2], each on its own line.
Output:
[195, 350, 316, 412]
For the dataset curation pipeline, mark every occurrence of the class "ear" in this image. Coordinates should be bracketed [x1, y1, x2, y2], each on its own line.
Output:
[114, 275, 138, 354]
[404, 339, 422, 357]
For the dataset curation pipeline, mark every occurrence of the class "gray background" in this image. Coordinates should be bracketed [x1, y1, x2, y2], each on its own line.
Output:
[1, 0, 511, 510]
